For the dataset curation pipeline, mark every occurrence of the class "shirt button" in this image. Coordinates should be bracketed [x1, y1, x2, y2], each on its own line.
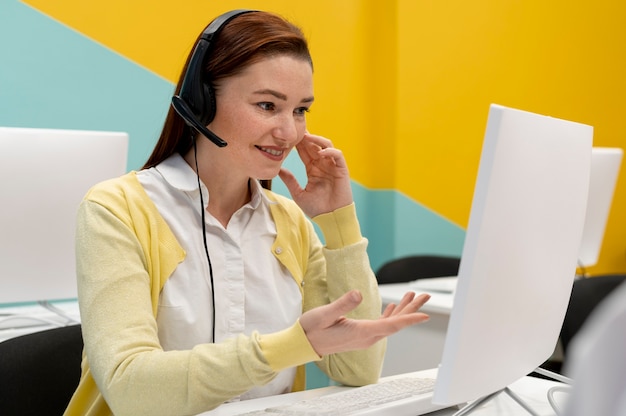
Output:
[275, 247, 283, 254]
[301, 281, 305, 287]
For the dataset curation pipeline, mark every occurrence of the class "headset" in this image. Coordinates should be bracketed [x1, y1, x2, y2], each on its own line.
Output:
[171, 9, 257, 147]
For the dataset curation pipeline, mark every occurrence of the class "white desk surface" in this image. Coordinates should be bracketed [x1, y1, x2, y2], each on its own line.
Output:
[377, 282, 455, 376]
[0, 299, 80, 342]
[202, 368, 566, 415]
[378, 282, 455, 315]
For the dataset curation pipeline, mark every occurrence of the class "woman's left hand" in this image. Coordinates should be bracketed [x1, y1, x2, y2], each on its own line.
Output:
[300, 290, 431, 357]
[279, 132, 353, 218]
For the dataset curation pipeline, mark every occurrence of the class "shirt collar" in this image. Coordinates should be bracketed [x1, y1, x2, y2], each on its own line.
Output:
[248, 176, 272, 209]
[154, 153, 199, 192]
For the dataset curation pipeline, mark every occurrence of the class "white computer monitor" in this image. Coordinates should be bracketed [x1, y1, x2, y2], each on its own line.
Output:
[412, 145, 623, 294]
[0, 127, 128, 304]
[577, 147, 623, 269]
[432, 104, 593, 407]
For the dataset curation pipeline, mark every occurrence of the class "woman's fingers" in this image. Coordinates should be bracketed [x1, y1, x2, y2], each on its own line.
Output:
[297, 133, 346, 171]
[386, 292, 430, 317]
[301, 290, 431, 356]
[302, 132, 333, 149]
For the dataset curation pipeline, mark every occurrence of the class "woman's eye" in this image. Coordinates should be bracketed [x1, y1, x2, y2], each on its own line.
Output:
[258, 102, 275, 111]
[294, 107, 310, 117]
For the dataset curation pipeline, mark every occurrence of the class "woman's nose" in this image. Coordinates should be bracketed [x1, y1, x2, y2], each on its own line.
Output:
[273, 114, 300, 144]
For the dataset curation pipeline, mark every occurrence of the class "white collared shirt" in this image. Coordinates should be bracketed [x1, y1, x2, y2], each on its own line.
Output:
[136, 153, 302, 400]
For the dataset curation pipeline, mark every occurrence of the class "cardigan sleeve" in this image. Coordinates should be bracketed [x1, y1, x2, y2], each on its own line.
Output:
[70, 183, 319, 416]
[305, 203, 387, 386]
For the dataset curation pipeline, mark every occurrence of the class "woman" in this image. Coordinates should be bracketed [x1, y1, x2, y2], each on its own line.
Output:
[65, 10, 430, 416]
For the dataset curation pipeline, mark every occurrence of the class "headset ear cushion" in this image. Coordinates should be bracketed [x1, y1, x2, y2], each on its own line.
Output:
[204, 84, 217, 125]
[178, 38, 209, 122]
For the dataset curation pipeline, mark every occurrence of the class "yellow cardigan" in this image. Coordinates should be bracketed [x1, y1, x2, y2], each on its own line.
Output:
[64, 172, 385, 416]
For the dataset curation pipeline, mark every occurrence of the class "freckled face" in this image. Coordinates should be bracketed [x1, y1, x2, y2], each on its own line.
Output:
[207, 55, 314, 180]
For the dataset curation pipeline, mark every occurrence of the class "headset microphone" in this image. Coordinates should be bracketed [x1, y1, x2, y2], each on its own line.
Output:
[171, 95, 227, 147]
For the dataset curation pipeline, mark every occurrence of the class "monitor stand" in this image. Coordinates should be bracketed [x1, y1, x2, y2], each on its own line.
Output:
[451, 367, 572, 416]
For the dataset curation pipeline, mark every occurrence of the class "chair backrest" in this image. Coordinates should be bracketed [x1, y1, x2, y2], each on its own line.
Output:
[0, 324, 83, 416]
[560, 274, 626, 357]
[376, 255, 461, 285]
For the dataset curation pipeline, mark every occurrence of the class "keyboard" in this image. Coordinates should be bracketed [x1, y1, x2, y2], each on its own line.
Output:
[237, 376, 449, 416]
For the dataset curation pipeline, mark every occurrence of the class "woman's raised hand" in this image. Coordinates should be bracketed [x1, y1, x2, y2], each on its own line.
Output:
[299, 290, 431, 356]
[279, 132, 354, 218]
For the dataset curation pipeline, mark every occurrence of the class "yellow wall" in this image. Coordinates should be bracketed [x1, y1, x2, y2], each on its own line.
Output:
[24, 0, 626, 274]
[394, 1, 626, 275]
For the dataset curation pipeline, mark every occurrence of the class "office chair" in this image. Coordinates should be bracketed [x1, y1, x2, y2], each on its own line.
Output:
[375, 255, 461, 285]
[560, 274, 626, 358]
[535, 273, 626, 378]
[0, 324, 83, 416]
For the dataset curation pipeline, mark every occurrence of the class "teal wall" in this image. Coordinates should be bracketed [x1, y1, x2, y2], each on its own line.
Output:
[0, 1, 170, 171]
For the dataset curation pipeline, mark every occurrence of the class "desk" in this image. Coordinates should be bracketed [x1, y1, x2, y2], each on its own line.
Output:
[379, 283, 454, 376]
[0, 300, 80, 342]
[202, 369, 567, 415]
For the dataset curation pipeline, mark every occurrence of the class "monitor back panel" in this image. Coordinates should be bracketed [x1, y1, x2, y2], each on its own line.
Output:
[577, 147, 623, 268]
[0, 127, 128, 304]
[433, 104, 593, 405]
